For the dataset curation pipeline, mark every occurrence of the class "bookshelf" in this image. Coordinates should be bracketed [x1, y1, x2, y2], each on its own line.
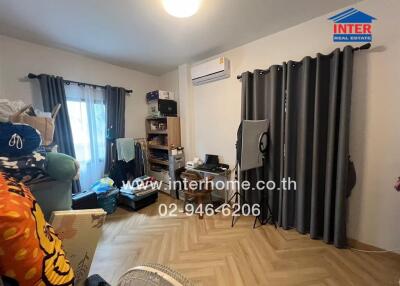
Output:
[146, 116, 181, 188]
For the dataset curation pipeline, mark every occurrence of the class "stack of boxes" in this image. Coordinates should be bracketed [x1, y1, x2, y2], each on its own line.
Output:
[146, 90, 177, 117]
[146, 90, 174, 102]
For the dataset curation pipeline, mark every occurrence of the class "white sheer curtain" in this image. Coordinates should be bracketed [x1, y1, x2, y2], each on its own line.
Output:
[65, 84, 106, 191]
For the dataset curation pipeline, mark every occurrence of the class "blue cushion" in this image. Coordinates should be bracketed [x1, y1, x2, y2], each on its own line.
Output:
[0, 122, 41, 157]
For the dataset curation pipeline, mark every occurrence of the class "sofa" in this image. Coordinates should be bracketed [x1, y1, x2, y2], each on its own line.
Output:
[31, 180, 72, 219]
[30, 152, 79, 219]
[0, 150, 79, 220]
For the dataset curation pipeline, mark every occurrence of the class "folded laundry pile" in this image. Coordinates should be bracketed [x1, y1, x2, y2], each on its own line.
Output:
[119, 176, 159, 211]
[91, 177, 115, 193]
[120, 175, 159, 197]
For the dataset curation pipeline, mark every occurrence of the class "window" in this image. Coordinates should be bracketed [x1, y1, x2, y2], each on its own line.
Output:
[65, 83, 106, 191]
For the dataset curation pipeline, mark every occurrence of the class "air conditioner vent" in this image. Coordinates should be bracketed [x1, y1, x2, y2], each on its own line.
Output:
[191, 57, 230, 85]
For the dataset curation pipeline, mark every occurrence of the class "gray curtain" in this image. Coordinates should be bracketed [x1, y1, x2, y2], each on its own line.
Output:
[240, 66, 285, 223]
[38, 74, 81, 193]
[105, 85, 126, 173]
[240, 46, 354, 248]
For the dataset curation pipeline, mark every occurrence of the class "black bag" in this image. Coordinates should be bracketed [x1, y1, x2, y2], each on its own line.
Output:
[109, 160, 128, 188]
[72, 191, 99, 210]
[85, 274, 111, 286]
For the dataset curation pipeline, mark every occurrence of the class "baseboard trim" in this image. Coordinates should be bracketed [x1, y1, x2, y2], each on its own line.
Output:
[348, 238, 400, 258]
[348, 238, 383, 251]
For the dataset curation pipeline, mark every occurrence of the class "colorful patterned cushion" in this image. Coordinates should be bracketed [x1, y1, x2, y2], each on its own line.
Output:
[0, 151, 49, 185]
[0, 173, 74, 286]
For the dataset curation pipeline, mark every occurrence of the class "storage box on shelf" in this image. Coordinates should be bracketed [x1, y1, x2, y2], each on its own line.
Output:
[146, 90, 175, 102]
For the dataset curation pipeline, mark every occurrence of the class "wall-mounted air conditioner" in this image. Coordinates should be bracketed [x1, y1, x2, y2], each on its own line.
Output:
[191, 57, 230, 86]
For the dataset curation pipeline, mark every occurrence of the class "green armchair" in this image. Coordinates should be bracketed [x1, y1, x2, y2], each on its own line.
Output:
[30, 152, 79, 219]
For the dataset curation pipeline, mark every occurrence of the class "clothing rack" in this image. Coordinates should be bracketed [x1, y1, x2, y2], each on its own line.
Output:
[109, 138, 149, 181]
[132, 138, 149, 175]
[236, 43, 371, 80]
[27, 73, 132, 94]
[110, 138, 146, 165]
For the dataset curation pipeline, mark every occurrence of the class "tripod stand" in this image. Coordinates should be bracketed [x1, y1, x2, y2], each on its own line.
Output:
[252, 157, 277, 229]
[227, 161, 242, 227]
[252, 132, 277, 229]
[231, 119, 277, 229]
[228, 158, 277, 229]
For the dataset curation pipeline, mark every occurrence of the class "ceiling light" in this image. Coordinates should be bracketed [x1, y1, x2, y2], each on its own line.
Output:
[162, 0, 202, 18]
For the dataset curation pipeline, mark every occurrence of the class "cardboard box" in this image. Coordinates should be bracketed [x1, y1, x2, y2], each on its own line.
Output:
[50, 209, 106, 286]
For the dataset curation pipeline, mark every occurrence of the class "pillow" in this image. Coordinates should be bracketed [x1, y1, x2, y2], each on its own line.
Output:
[0, 172, 74, 286]
[0, 122, 41, 157]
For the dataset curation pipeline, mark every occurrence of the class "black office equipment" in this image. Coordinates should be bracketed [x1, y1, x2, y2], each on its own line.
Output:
[198, 154, 218, 170]
[148, 99, 177, 117]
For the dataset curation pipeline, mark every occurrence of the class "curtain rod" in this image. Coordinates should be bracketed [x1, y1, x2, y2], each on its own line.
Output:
[236, 43, 371, 80]
[27, 73, 133, 94]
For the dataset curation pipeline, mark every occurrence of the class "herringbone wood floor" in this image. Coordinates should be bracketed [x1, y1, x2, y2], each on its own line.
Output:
[90, 193, 400, 285]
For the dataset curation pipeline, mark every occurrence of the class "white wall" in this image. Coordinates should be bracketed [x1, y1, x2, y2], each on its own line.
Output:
[177, 0, 400, 250]
[159, 69, 179, 101]
[0, 35, 159, 138]
[159, 68, 180, 114]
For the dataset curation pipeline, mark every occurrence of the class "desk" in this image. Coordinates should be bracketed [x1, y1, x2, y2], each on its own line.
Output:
[185, 167, 231, 203]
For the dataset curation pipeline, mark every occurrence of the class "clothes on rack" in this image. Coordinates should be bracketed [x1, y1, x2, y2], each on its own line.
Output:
[134, 138, 149, 176]
[133, 142, 144, 178]
[116, 138, 135, 162]
[109, 138, 148, 187]
[108, 160, 128, 188]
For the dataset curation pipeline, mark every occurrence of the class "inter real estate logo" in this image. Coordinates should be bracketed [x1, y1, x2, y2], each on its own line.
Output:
[328, 8, 376, 42]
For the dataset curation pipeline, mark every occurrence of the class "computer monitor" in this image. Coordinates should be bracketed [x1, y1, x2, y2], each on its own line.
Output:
[237, 119, 269, 171]
[204, 154, 219, 167]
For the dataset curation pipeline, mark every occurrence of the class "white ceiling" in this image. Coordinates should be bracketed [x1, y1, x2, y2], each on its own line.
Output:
[0, 0, 359, 75]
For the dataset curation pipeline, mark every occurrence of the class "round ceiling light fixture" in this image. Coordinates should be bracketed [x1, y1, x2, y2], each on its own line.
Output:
[162, 0, 202, 18]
